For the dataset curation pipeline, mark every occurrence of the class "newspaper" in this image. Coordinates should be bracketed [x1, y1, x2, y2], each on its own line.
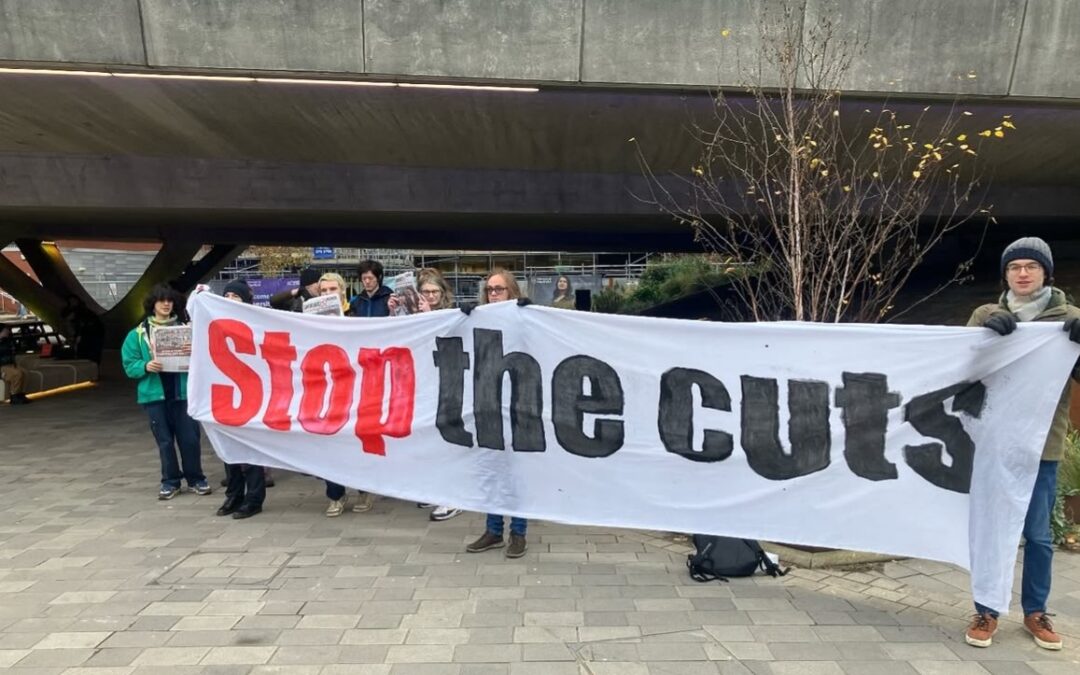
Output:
[303, 294, 344, 317]
[389, 271, 419, 316]
[151, 325, 192, 373]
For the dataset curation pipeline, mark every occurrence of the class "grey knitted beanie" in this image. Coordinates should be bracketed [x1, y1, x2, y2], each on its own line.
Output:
[1001, 237, 1053, 278]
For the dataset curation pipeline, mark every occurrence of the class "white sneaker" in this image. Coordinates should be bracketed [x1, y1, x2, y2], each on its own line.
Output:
[430, 506, 462, 521]
[352, 492, 374, 513]
[325, 498, 346, 517]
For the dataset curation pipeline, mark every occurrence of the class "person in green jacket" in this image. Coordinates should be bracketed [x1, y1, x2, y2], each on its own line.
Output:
[121, 284, 210, 501]
[964, 237, 1080, 651]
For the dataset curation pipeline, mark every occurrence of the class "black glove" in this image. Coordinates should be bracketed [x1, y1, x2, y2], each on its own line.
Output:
[516, 297, 533, 307]
[983, 312, 1017, 336]
[459, 302, 477, 316]
[1064, 317, 1080, 343]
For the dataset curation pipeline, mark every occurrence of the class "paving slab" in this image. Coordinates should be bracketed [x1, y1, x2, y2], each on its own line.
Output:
[0, 380, 1078, 672]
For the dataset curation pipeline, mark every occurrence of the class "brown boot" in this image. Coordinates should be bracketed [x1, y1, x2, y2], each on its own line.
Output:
[466, 531, 504, 553]
[1024, 612, 1062, 650]
[506, 533, 527, 559]
[964, 612, 997, 648]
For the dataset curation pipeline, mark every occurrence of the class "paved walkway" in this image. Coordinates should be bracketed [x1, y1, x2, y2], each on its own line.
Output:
[1, 379, 1079, 674]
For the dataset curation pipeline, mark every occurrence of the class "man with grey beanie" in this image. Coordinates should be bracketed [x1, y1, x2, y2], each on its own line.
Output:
[964, 236, 1080, 650]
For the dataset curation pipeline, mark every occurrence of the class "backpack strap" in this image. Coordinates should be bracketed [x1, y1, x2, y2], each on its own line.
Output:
[757, 551, 790, 578]
[686, 556, 729, 583]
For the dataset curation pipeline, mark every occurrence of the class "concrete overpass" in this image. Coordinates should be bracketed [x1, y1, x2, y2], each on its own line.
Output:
[1, 0, 1079, 335]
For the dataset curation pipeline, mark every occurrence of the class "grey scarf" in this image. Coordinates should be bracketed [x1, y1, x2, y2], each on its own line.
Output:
[1006, 286, 1052, 321]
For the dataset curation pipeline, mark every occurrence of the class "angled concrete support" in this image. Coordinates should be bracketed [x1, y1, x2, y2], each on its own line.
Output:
[15, 239, 105, 314]
[172, 244, 246, 293]
[0, 245, 67, 330]
[100, 242, 243, 346]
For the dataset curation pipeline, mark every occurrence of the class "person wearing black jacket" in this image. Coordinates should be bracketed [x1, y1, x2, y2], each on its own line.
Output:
[351, 260, 392, 318]
[269, 267, 322, 313]
[216, 280, 266, 519]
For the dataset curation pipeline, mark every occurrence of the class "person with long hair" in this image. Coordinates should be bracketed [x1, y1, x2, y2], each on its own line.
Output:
[466, 269, 530, 558]
[121, 284, 210, 500]
[551, 275, 575, 309]
[411, 269, 464, 522]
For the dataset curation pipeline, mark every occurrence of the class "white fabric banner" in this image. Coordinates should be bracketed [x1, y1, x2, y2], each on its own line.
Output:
[187, 293, 1079, 613]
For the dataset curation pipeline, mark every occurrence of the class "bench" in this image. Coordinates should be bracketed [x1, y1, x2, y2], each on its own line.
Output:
[0, 354, 98, 400]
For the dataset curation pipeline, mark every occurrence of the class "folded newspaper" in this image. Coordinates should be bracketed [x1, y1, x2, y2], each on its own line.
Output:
[151, 325, 192, 372]
[303, 294, 344, 317]
[389, 271, 419, 316]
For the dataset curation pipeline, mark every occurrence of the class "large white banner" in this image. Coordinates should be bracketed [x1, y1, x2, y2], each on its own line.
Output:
[187, 293, 1079, 613]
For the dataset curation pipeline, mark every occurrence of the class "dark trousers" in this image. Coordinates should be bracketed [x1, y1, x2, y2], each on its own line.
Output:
[325, 480, 345, 501]
[226, 463, 266, 508]
[144, 400, 204, 489]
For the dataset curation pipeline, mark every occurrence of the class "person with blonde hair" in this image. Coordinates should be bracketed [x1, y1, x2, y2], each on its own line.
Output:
[466, 268, 531, 558]
[314, 272, 377, 516]
[318, 272, 350, 315]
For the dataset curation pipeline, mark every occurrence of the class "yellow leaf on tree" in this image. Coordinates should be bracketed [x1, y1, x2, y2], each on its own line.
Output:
[994, 129, 1004, 138]
[956, 134, 967, 142]
[842, 185, 852, 192]
[721, 29, 731, 37]
[912, 170, 922, 178]
[1002, 120, 1016, 129]
[979, 130, 993, 137]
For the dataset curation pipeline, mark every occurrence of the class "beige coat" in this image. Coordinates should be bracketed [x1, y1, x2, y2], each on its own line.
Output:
[967, 287, 1080, 461]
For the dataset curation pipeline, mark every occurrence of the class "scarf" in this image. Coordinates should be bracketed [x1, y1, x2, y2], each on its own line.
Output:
[146, 314, 178, 348]
[1006, 286, 1052, 322]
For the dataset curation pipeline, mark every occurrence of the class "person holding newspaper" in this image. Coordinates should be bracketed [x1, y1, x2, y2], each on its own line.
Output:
[314, 272, 376, 516]
[400, 268, 463, 522]
[965, 237, 1080, 651]
[464, 269, 532, 559]
[121, 284, 210, 501]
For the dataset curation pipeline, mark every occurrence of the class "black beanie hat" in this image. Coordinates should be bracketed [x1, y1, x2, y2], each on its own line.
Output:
[300, 267, 321, 287]
[223, 280, 254, 304]
[1001, 237, 1054, 279]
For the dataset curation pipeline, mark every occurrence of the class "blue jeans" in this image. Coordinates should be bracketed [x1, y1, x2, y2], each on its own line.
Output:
[976, 459, 1057, 617]
[487, 514, 527, 537]
[144, 400, 204, 489]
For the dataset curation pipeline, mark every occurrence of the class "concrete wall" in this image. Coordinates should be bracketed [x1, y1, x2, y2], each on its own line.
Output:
[0, 0, 1077, 99]
[0, 0, 144, 64]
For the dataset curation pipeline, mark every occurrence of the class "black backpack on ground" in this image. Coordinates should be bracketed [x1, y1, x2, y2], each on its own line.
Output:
[686, 534, 789, 583]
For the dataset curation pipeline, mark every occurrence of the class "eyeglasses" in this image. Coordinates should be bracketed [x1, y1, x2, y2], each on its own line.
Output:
[486, 286, 509, 295]
[1005, 262, 1043, 274]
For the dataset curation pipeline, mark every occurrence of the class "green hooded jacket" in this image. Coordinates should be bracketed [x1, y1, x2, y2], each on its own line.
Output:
[967, 287, 1080, 461]
[120, 319, 189, 404]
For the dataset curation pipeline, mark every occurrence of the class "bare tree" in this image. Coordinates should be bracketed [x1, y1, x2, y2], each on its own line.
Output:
[637, 0, 1014, 323]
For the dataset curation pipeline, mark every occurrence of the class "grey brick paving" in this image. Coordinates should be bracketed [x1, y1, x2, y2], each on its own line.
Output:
[1, 379, 1079, 674]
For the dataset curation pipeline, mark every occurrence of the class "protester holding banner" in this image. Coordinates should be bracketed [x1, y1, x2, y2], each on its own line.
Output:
[121, 284, 210, 501]
[215, 280, 266, 519]
[412, 269, 464, 522]
[269, 267, 321, 313]
[351, 259, 392, 318]
[551, 275, 575, 310]
[465, 269, 530, 558]
[964, 236, 1080, 651]
[309, 273, 375, 515]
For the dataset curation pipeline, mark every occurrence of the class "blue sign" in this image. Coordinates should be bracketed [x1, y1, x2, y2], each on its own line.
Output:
[313, 246, 335, 260]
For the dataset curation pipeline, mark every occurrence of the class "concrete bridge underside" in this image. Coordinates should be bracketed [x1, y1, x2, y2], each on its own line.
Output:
[2, 0, 1080, 338]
